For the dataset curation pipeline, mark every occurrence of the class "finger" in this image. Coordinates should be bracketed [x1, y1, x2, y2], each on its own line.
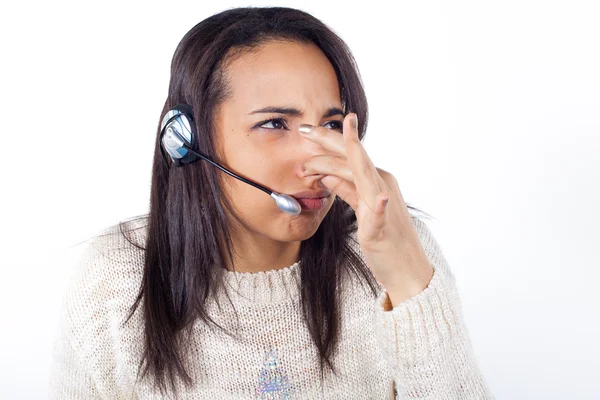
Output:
[319, 175, 359, 211]
[360, 194, 390, 242]
[303, 155, 354, 183]
[298, 124, 347, 156]
[343, 113, 386, 211]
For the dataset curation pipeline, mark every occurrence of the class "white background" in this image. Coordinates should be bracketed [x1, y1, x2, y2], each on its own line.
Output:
[1, 0, 598, 398]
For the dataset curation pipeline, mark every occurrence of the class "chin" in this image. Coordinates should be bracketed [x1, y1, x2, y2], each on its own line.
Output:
[285, 216, 325, 239]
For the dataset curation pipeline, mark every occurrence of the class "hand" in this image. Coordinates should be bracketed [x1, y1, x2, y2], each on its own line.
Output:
[299, 113, 433, 301]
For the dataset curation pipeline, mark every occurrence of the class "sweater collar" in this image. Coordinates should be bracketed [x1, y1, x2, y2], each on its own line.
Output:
[215, 261, 302, 307]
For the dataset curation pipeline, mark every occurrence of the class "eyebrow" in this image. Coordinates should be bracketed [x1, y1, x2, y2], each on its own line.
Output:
[248, 106, 344, 118]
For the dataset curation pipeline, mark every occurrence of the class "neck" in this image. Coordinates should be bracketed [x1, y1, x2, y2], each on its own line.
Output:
[221, 229, 302, 274]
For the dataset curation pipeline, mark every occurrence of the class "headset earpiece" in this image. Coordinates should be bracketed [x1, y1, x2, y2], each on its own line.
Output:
[159, 103, 200, 167]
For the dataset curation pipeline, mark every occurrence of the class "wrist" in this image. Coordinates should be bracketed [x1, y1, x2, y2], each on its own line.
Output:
[382, 259, 434, 308]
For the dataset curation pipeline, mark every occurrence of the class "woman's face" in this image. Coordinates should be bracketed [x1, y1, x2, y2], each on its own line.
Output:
[214, 40, 344, 243]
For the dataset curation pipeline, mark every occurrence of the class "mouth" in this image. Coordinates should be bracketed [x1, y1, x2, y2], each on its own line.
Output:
[293, 195, 330, 211]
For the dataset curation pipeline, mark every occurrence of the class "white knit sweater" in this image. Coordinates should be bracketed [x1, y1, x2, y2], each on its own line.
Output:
[48, 215, 494, 399]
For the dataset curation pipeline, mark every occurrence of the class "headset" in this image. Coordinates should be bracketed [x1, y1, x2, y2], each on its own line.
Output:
[159, 103, 302, 215]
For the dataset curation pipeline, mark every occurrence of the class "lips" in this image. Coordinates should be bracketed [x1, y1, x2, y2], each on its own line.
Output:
[295, 197, 329, 211]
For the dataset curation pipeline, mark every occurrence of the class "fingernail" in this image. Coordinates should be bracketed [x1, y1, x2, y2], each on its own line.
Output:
[299, 124, 313, 134]
[351, 114, 358, 129]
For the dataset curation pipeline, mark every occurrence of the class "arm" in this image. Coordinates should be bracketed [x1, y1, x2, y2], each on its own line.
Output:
[371, 217, 495, 399]
[48, 313, 102, 399]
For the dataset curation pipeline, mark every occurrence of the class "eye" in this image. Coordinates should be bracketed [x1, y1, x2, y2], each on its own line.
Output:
[256, 118, 289, 130]
[254, 118, 343, 132]
[324, 120, 343, 130]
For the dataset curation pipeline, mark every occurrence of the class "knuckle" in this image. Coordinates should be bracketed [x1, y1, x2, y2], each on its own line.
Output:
[387, 175, 400, 189]
[376, 167, 389, 177]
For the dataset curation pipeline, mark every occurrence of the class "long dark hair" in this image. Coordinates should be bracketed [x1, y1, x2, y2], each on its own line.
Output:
[109, 6, 432, 397]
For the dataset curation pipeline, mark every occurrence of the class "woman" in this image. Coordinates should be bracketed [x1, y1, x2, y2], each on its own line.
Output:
[49, 6, 494, 399]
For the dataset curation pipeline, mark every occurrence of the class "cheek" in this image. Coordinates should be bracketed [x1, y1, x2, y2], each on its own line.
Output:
[222, 155, 286, 207]
[219, 143, 299, 224]
[235, 147, 288, 187]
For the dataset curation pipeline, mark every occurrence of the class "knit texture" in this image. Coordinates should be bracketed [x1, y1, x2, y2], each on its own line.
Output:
[48, 215, 494, 399]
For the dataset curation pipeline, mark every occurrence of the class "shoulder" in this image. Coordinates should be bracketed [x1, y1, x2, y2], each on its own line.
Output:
[51, 216, 149, 393]
[59, 215, 149, 346]
[82, 215, 149, 263]
[67, 216, 148, 298]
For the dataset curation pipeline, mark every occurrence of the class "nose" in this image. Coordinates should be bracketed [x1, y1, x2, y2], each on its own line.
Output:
[294, 124, 333, 180]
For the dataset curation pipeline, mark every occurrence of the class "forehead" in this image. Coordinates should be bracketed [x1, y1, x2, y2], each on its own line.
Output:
[222, 40, 341, 110]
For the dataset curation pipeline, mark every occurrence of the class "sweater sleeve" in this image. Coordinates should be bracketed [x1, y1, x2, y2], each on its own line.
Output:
[48, 234, 112, 399]
[371, 217, 495, 399]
